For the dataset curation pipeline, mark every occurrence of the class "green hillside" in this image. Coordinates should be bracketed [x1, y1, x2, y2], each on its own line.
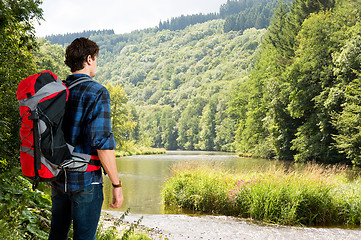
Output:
[93, 20, 265, 151]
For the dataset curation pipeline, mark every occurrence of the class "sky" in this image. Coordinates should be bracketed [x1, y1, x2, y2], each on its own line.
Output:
[35, 0, 227, 37]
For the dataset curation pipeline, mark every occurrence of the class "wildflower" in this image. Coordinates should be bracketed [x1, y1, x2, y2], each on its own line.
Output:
[228, 177, 260, 203]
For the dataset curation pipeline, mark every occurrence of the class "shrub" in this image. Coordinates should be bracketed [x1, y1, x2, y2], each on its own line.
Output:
[161, 162, 361, 226]
[0, 172, 51, 240]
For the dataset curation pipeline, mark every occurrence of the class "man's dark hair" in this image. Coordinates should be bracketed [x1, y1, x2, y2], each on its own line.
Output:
[65, 37, 99, 72]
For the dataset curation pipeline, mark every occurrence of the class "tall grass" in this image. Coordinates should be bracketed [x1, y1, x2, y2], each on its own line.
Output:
[115, 141, 166, 157]
[161, 162, 361, 226]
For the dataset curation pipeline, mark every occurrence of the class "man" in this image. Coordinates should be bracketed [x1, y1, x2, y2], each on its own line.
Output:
[48, 37, 123, 240]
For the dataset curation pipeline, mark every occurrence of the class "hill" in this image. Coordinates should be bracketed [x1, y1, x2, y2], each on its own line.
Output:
[93, 20, 265, 151]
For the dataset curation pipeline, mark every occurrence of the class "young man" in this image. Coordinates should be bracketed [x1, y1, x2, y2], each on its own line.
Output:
[48, 38, 123, 240]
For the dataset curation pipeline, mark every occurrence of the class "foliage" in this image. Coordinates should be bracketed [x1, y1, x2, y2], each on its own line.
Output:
[159, 12, 219, 31]
[159, 0, 295, 33]
[162, 162, 361, 226]
[115, 143, 166, 157]
[107, 83, 137, 149]
[0, 0, 42, 170]
[93, 21, 264, 151]
[33, 38, 70, 80]
[331, 19, 361, 166]
[45, 29, 115, 46]
[0, 173, 51, 240]
[229, 0, 361, 165]
[333, 77, 361, 165]
[222, 0, 294, 33]
[0, 2, 51, 240]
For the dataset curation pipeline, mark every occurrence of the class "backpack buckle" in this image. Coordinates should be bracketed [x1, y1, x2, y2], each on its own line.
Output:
[29, 110, 39, 120]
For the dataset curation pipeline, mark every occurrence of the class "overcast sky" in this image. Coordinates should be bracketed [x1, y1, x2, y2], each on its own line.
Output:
[35, 0, 227, 37]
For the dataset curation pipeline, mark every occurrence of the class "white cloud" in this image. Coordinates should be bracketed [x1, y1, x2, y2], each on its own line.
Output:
[35, 0, 226, 37]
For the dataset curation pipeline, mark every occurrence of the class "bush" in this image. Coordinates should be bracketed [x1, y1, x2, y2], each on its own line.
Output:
[0, 172, 51, 240]
[161, 162, 361, 226]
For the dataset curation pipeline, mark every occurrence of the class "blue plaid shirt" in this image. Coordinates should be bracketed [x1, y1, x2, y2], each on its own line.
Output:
[52, 74, 116, 192]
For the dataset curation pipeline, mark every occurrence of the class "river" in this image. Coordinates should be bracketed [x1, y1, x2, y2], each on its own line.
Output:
[101, 151, 361, 239]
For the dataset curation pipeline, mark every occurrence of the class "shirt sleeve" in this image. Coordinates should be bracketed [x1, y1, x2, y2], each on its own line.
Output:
[88, 87, 116, 150]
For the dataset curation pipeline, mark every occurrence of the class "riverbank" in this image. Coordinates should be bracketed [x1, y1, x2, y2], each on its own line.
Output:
[98, 211, 165, 240]
[162, 161, 361, 227]
[102, 211, 361, 240]
[115, 145, 166, 157]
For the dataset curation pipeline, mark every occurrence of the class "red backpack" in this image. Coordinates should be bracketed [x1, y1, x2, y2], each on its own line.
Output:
[17, 70, 101, 190]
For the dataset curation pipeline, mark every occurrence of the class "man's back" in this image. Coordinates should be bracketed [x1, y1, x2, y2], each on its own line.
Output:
[63, 74, 115, 156]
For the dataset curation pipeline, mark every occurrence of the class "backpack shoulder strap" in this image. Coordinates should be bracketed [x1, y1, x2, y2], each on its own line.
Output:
[66, 77, 95, 90]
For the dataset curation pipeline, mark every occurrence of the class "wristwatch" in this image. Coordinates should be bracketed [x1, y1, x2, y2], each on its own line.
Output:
[112, 181, 122, 188]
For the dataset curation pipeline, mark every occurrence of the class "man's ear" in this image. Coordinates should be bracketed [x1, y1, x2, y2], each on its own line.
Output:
[86, 55, 93, 65]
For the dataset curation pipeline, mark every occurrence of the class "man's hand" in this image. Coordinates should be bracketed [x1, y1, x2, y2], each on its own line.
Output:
[97, 149, 124, 208]
[110, 187, 124, 208]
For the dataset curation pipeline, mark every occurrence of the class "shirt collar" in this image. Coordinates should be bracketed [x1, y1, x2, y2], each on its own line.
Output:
[66, 73, 91, 82]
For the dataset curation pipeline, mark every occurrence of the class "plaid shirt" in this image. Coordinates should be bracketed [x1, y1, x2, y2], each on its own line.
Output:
[51, 74, 116, 192]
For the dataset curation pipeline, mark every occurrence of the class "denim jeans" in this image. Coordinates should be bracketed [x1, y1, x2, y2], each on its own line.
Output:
[48, 184, 104, 240]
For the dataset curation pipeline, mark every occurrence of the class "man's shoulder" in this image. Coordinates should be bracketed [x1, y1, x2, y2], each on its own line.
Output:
[83, 79, 106, 91]
[66, 75, 106, 91]
[85, 81, 109, 98]
[70, 78, 108, 96]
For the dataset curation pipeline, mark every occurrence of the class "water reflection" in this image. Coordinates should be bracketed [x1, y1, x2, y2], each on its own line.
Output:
[102, 151, 287, 214]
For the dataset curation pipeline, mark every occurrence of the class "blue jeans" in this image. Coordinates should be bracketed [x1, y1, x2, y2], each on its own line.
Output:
[48, 184, 104, 240]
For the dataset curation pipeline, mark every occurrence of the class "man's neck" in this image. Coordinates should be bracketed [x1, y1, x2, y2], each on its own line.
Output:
[72, 69, 90, 76]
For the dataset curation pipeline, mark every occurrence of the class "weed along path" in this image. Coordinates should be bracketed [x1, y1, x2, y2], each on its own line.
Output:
[102, 151, 361, 239]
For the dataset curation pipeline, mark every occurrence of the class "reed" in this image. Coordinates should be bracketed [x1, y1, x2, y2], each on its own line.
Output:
[161, 162, 361, 226]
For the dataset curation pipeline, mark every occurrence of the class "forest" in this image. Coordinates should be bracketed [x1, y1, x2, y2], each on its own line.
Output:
[93, 21, 265, 152]
[42, 0, 361, 166]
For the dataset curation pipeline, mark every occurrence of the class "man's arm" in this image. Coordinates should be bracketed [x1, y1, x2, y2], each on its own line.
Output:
[97, 149, 124, 208]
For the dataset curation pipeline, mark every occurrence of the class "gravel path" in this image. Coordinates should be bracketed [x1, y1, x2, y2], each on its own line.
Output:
[102, 211, 361, 240]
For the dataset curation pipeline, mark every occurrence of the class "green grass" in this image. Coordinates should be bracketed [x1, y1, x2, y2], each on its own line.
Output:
[161, 162, 361, 226]
[115, 141, 166, 157]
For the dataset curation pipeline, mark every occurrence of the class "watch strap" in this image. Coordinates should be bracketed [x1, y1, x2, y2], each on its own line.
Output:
[112, 181, 122, 188]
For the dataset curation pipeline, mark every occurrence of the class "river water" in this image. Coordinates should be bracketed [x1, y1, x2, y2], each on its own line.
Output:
[101, 151, 361, 239]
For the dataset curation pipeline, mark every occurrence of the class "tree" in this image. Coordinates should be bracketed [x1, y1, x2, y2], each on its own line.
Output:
[287, 10, 342, 162]
[198, 97, 217, 150]
[0, 2, 54, 239]
[107, 83, 136, 148]
[138, 106, 163, 148]
[177, 98, 206, 150]
[230, 0, 343, 162]
[34, 38, 70, 80]
[332, 22, 361, 165]
[0, 0, 42, 171]
[160, 106, 178, 150]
